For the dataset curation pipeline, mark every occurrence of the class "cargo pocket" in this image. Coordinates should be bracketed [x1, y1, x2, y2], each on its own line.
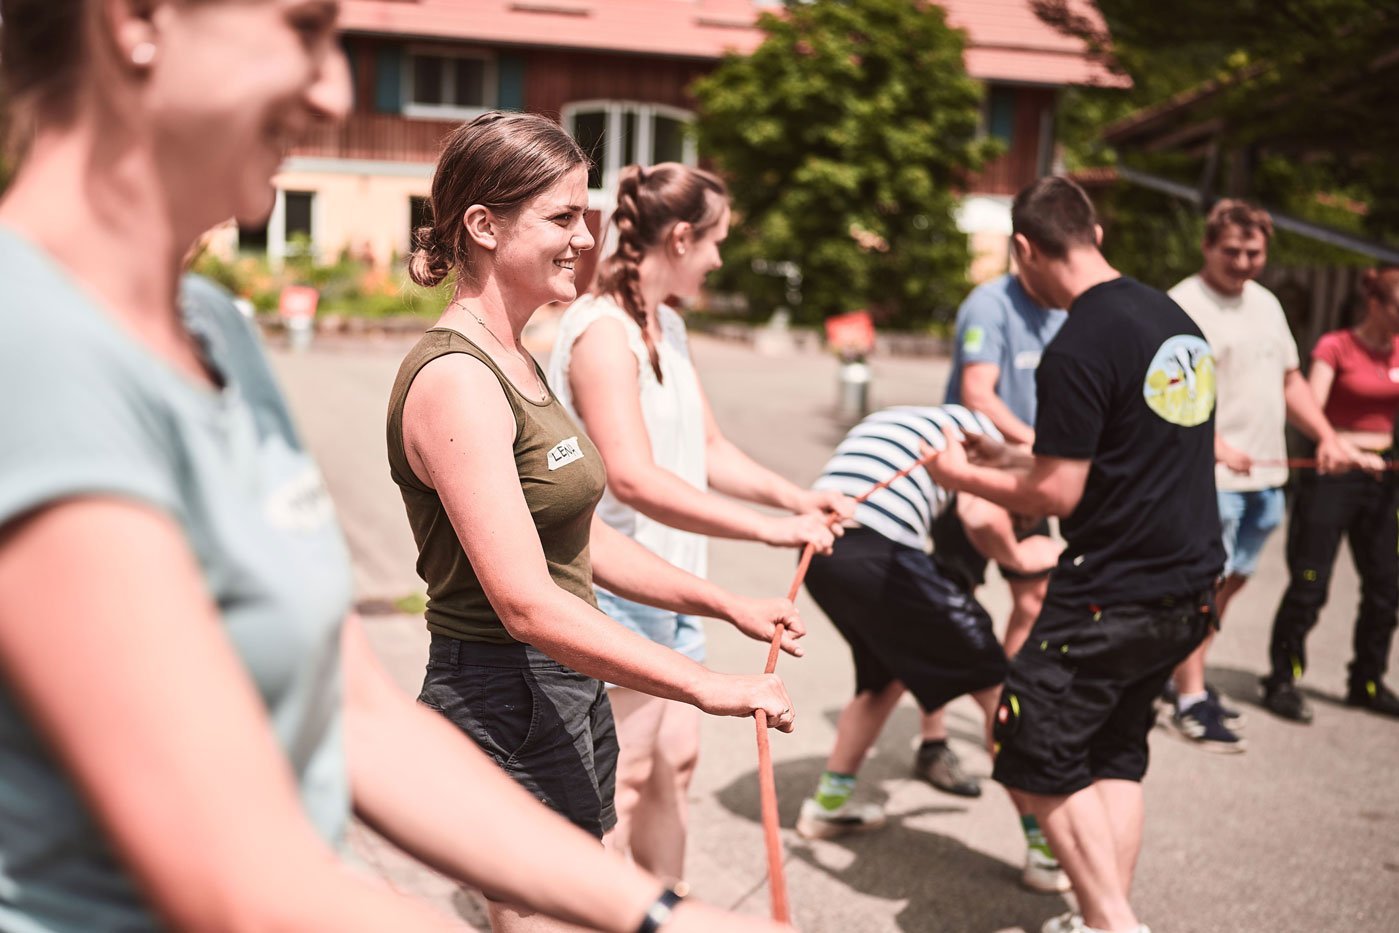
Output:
[994, 655, 1075, 763]
[478, 669, 539, 769]
[420, 666, 538, 769]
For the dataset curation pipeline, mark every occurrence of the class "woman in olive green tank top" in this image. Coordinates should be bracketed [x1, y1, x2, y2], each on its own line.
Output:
[391, 113, 804, 929]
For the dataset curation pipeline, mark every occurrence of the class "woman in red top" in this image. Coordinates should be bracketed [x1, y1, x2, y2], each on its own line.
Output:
[1263, 265, 1399, 722]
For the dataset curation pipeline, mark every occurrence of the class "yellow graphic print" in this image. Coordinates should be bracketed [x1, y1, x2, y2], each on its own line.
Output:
[1142, 335, 1216, 427]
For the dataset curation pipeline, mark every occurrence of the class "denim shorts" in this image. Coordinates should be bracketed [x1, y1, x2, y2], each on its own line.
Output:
[1217, 487, 1286, 578]
[594, 587, 706, 663]
[418, 635, 618, 839]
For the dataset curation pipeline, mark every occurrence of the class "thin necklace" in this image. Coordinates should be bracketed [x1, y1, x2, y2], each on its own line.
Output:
[449, 299, 548, 402]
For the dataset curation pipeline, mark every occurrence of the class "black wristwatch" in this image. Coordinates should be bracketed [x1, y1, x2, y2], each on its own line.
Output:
[634, 886, 685, 933]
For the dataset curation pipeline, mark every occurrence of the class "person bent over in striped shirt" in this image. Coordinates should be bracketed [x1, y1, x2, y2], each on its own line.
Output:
[795, 404, 1061, 840]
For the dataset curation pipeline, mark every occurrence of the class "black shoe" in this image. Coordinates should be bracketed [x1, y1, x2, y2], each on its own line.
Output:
[1345, 680, 1399, 718]
[1207, 685, 1247, 731]
[1261, 679, 1313, 724]
[913, 743, 981, 797]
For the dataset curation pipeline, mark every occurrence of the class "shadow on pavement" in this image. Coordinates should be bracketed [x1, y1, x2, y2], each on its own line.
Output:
[1204, 664, 1267, 710]
[788, 820, 1062, 933]
[1206, 663, 1352, 713]
[715, 706, 1066, 932]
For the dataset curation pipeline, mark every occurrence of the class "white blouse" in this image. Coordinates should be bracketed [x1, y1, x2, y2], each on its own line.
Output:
[548, 293, 709, 578]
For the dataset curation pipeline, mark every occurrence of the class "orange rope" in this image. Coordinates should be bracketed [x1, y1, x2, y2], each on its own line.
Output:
[752, 450, 940, 922]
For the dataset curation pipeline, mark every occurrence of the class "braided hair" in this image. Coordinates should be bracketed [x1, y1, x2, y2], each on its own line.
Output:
[592, 163, 728, 382]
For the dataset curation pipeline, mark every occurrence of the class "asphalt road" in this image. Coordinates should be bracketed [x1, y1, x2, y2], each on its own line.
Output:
[269, 330, 1399, 933]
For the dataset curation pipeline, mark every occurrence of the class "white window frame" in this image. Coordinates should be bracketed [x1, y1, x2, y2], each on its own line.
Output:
[266, 188, 321, 268]
[402, 47, 497, 121]
[562, 100, 698, 210]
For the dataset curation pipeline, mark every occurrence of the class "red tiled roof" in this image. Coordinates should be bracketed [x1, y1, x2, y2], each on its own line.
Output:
[339, 0, 1127, 86]
[338, 0, 767, 61]
[943, 0, 1129, 87]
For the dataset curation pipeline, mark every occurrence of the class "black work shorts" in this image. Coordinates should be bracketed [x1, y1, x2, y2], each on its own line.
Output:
[418, 635, 618, 839]
[803, 526, 1008, 711]
[991, 593, 1214, 797]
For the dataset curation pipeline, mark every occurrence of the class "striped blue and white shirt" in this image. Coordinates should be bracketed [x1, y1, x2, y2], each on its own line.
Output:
[813, 404, 1001, 552]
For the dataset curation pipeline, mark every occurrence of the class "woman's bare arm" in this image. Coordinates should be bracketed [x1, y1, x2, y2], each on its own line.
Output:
[0, 501, 456, 932]
[568, 317, 837, 550]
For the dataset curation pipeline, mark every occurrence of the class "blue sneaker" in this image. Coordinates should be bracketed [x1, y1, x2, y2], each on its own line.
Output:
[1171, 697, 1246, 753]
[1207, 685, 1246, 730]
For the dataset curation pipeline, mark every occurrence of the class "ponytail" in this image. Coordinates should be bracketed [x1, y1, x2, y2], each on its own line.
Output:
[592, 162, 729, 384]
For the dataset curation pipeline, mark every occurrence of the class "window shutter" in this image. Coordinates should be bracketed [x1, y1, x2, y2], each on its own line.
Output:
[375, 46, 403, 114]
[987, 86, 1016, 145]
[497, 54, 526, 111]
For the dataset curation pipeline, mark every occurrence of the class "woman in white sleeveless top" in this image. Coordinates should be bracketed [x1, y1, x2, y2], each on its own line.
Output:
[549, 163, 854, 880]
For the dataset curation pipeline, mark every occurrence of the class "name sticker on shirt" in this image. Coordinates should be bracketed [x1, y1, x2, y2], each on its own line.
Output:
[547, 436, 585, 471]
[264, 463, 338, 532]
[1013, 350, 1043, 370]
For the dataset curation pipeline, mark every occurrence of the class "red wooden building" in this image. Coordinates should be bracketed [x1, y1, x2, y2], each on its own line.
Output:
[252, 0, 1123, 282]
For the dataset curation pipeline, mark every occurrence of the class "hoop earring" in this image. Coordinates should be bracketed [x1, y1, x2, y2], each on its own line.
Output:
[131, 42, 157, 67]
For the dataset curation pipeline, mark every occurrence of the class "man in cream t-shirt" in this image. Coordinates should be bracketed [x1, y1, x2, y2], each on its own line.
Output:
[1166, 200, 1353, 751]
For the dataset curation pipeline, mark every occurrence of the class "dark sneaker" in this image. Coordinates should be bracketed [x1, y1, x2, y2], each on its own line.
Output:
[913, 743, 981, 797]
[1261, 679, 1313, 724]
[1171, 699, 1246, 753]
[1207, 685, 1246, 731]
[1345, 680, 1399, 718]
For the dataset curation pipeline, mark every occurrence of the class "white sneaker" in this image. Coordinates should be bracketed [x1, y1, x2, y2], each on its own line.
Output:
[1041, 912, 1086, 933]
[794, 796, 886, 840]
[1041, 913, 1150, 933]
[1023, 846, 1072, 893]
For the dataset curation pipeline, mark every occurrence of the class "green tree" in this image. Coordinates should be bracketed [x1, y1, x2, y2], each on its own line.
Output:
[1038, 0, 1399, 274]
[692, 0, 997, 327]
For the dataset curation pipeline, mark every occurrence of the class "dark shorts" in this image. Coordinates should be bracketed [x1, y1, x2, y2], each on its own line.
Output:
[929, 509, 1053, 589]
[992, 593, 1214, 797]
[803, 526, 1008, 711]
[418, 635, 618, 839]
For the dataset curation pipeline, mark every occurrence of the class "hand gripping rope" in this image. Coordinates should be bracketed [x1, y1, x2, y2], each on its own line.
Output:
[752, 450, 940, 924]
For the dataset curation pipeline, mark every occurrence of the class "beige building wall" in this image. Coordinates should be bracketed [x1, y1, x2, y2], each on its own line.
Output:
[271, 158, 434, 268]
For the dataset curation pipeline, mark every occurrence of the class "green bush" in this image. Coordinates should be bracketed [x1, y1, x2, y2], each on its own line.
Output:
[190, 247, 451, 319]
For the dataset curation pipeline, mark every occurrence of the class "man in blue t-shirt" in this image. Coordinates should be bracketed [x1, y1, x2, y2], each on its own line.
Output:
[929, 177, 1222, 933]
[946, 273, 1066, 447]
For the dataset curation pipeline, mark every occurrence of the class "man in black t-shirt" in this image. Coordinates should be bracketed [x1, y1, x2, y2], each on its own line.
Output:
[928, 177, 1224, 933]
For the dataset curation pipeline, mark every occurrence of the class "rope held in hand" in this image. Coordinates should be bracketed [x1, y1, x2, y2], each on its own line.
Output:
[752, 450, 940, 923]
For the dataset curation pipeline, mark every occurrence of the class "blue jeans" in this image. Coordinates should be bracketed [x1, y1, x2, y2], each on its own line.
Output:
[594, 587, 706, 663]
[1217, 487, 1285, 579]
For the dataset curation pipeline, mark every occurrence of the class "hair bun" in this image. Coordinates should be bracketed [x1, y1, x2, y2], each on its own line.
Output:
[407, 226, 452, 288]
